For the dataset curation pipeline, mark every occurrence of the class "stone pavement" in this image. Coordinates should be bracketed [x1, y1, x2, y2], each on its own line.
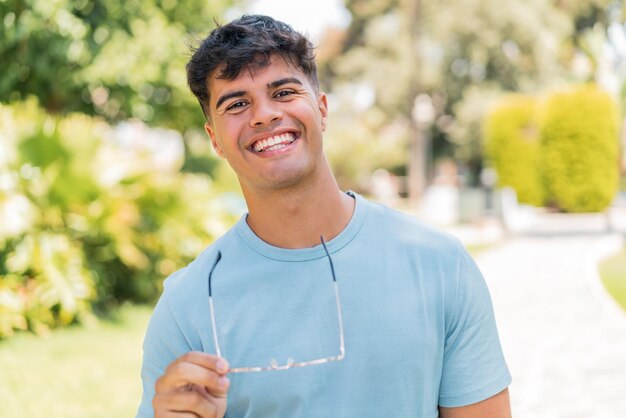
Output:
[466, 217, 626, 418]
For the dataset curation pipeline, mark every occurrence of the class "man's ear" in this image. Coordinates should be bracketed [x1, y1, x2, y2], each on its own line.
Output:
[204, 122, 225, 158]
[318, 92, 329, 132]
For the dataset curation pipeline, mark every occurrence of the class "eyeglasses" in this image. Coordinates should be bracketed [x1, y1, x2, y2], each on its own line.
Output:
[207, 236, 345, 373]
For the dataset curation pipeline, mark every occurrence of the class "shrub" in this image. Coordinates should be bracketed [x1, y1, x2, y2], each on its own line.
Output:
[0, 101, 236, 338]
[541, 85, 620, 212]
[484, 95, 544, 206]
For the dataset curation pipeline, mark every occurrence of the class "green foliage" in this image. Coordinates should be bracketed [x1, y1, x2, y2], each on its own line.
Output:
[541, 85, 620, 212]
[484, 95, 544, 205]
[0, 0, 237, 131]
[325, 100, 409, 191]
[317, 3, 415, 188]
[0, 101, 236, 338]
[485, 85, 621, 211]
[321, 0, 620, 180]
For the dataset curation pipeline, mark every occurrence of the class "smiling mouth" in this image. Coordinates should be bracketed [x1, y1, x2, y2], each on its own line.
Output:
[251, 133, 297, 153]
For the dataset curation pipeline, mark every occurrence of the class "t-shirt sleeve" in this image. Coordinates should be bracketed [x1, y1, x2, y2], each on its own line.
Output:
[136, 286, 192, 418]
[438, 243, 512, 407]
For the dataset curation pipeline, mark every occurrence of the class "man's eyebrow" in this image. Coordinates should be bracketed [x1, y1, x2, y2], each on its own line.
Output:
[214, 78, 303, 110]
[215, 90, 246, 110]
[268, 77, 303, 90]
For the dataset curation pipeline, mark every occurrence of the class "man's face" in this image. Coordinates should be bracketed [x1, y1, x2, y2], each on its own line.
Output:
[204, 55, 328, 194]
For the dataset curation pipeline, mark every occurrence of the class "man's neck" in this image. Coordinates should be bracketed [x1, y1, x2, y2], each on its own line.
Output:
[241, 171, 355, 249]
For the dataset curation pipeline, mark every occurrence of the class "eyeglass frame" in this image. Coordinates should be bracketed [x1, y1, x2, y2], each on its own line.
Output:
[207, 236, 346, 373]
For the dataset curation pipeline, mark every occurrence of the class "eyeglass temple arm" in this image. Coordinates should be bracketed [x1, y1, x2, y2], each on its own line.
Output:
[320, 236, 345, 357]
[208, 251, 222, 358]
[208, 251, 222, 298]
[319, 236, 337, 283]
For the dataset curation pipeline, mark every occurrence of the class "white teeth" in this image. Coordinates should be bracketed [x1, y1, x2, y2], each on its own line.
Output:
[252, 133, 296, 153]
[267, 144, 286, 151]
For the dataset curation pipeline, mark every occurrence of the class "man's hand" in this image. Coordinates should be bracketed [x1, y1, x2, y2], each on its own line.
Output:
[153, 352, 230, 418]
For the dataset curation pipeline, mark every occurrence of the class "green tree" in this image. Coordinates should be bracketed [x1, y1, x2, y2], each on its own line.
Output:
[0, 0, 238, 131]
[320, 0, 619, 186]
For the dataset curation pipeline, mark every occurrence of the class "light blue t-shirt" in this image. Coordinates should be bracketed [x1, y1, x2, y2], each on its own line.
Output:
[137, 192, 511, 417]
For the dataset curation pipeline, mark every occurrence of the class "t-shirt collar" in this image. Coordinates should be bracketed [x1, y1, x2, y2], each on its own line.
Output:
[235, 191, 367, 261]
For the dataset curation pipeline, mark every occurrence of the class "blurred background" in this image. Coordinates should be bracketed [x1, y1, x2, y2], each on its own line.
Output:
[1, 0, 625, 416]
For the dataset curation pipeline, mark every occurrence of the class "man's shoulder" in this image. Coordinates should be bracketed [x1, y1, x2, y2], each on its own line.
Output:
[160, 225, 238, 302]
[364, 199, 462, 253]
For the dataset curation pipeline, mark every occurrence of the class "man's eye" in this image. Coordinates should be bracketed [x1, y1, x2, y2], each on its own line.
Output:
[226, 101, 247, 111]
[275, 89, 295, 98]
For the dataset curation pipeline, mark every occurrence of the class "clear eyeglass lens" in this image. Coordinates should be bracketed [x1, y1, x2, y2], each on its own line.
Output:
[208, 236, 345, 373]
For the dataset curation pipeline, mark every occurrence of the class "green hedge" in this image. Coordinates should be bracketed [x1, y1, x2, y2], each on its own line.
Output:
[485, 84, 621, 212]
[541, 85, 620, 212]
[484, 95, 544, 206]
[0, 101, 236, 338]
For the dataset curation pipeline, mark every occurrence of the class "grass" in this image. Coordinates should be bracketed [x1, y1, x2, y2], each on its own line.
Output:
[599, 247, 626, 312]
[0, 304, 152, 418]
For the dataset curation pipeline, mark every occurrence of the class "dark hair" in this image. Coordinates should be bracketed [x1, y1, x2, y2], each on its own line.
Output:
[186, 14, 318, 120]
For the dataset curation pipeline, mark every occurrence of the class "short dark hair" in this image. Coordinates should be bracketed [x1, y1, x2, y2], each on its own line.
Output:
[186, 14, 318, 120]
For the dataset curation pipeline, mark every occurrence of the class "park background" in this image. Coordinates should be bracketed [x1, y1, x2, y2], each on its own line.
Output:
[1, 0, 626, 416]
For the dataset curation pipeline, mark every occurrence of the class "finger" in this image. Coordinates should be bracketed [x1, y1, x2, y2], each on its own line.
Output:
[174, 352, 230, 375]
[156, 361, 230, 397]
[194, 383, 228, 403]
[154, 391, 218, 418]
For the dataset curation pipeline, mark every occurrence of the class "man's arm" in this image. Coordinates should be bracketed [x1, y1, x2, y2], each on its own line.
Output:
[439, 388, 511, 418]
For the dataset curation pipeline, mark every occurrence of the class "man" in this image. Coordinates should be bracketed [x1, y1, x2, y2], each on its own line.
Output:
[138, 14, 512, 418]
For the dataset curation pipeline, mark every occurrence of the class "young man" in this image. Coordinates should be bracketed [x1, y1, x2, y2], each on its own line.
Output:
[138, 15, 512, 418]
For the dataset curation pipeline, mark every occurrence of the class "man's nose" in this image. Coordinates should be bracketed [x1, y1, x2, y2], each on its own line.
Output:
[250, 98, 282, 127]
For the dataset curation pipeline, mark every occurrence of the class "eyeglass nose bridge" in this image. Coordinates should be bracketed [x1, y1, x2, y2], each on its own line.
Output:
[226, 349, 346, 374]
